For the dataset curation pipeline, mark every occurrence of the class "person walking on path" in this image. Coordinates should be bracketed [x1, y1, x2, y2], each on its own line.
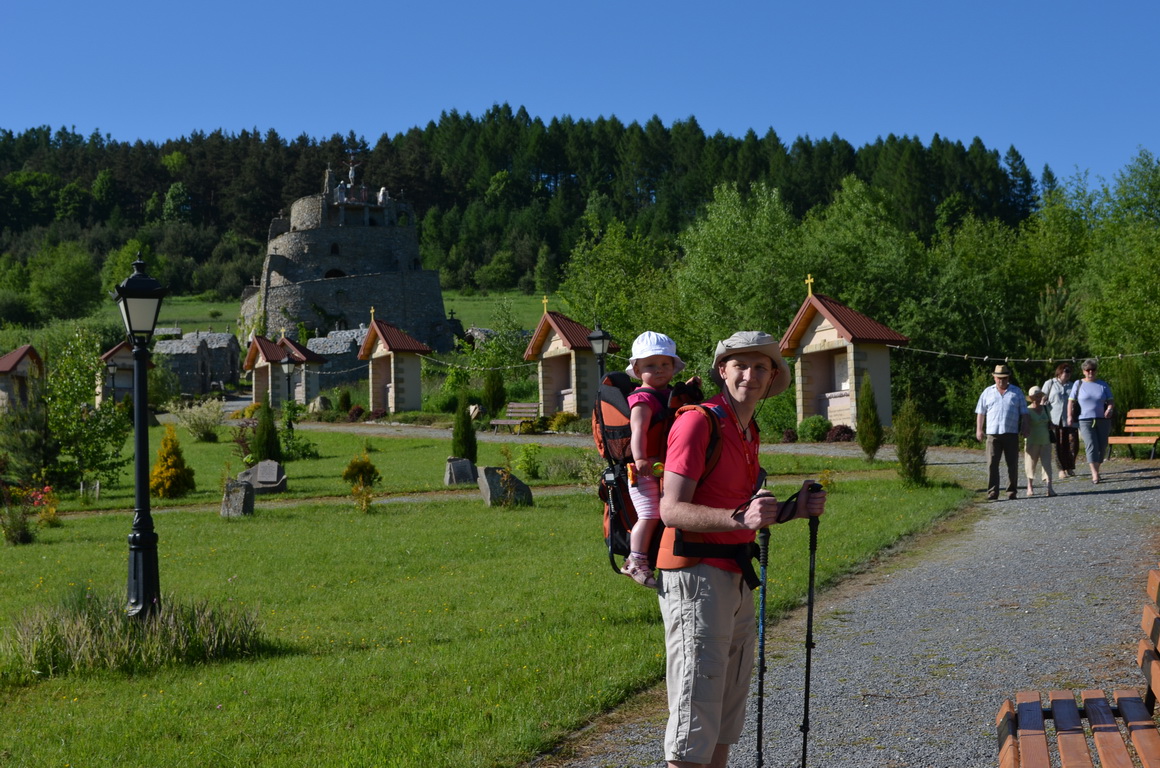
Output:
[1023, 386, 1055, 497]
[656, 331, 827, 768]
[975, 364, 1030, 500]
[1042, 362, 1078, 478]
[1068, 358, 1114, 484]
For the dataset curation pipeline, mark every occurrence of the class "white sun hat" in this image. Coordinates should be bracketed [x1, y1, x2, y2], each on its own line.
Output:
[624, 331, 686, 379]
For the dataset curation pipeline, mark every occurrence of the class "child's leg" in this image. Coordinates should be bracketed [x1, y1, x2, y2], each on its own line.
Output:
[627, 474, 661, 555]
[625, 475, 661, 587]
[631, 517, 659, 555]
[1024, 450, 1035, 494]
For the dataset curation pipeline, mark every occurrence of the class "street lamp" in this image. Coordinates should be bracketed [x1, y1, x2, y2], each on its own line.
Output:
[587, 322, 612, 382]
[114, 256, 167, 619]
[106, 360, 118, 401]
[280, 357, 296, 404]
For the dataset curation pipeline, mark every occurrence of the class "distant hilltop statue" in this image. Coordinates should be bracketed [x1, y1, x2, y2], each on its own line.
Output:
[239, 166, 455, 352]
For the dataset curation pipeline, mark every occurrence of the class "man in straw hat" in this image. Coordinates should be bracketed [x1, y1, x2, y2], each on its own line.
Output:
[656, 331, 827, 768]
[975, 364, 1030, 500]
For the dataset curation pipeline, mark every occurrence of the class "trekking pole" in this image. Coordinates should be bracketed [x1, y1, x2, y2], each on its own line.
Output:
[799, 514, 820, 768]
[755, 524, 771, 768]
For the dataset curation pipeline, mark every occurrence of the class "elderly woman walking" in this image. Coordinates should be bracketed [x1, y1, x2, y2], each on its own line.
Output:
[1068, 358, 1115, 484]
[1042, 362, 1077, 479]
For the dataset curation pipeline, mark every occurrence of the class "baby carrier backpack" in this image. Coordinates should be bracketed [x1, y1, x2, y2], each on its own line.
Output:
[591, 372, 705, 573]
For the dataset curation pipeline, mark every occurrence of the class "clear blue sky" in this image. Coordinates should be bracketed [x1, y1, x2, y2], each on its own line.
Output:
[4, 0, 1156, 185]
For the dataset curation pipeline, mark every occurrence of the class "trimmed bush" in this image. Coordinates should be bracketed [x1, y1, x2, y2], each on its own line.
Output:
[855, 374, 884, 461]
[825, 424, 855, 442]
[347, 405, 365, 423]
[451, 393, 477, 464]
[797, 415, 833, 443]
[894, 397, 928, 487]
[251, 400, 282, 463]
[150, 425, 196, 499]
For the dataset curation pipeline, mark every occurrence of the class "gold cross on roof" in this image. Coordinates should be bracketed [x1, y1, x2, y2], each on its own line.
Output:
[805, 273, 815, 296]
[542, 295, 549, 314]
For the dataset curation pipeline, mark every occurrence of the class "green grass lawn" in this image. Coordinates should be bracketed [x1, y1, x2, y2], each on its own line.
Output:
[442, 290, 557, 331]
[57, 427, 598, 512]
[99, 294, 243, 333]
[0, 460, 971, 767]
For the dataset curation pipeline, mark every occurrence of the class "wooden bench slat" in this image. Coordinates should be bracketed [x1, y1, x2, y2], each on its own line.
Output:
[1083, 690, 1135, 768]
[1125, 409, 1160, 418]
[996, 700, 1020, 768]
[1049, 690, 1095, 768]
[1015, 691, 1052, 767]
[1115, 690, 1160, 768]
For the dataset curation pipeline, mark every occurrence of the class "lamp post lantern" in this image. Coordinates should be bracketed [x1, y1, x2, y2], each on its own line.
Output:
[280, 358, 296, 405]
[114, 256, 167, 618]
[586, 322, 612, 382]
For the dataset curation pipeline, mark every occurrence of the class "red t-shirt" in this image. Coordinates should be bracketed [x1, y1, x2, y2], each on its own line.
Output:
[664, 393, 758, 571]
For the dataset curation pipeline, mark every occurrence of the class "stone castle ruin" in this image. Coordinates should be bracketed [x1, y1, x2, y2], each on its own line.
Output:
[239, 166, 455, 353]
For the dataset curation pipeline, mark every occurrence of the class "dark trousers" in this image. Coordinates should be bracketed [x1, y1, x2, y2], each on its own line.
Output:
[1053, 426, 1078, 472]
[985, 433, 1020, 496]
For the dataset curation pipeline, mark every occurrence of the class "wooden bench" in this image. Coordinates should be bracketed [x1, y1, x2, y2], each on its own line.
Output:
[996, 564, 1160, 767]
[1108, 408, 1160, 459]
[491, 403, 539, 434]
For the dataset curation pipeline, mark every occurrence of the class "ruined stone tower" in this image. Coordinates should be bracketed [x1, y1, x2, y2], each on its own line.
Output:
[239, 167, 455, 352]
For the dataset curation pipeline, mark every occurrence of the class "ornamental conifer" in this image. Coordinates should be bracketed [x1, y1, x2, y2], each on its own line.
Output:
[150, 424, 196, 498]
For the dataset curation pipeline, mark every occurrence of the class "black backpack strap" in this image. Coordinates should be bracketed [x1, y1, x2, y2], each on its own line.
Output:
[671, 530, 761, 589]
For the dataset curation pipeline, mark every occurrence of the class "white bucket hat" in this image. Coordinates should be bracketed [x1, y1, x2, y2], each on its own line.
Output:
[624, 331, 686, 379]
[710, 331, 791, 398]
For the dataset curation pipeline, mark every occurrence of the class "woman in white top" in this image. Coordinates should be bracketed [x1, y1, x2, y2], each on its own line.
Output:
[1041, 362, 1077, 478]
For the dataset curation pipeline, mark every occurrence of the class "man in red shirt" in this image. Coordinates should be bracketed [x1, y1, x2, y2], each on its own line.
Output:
[658, 331, 827, 768]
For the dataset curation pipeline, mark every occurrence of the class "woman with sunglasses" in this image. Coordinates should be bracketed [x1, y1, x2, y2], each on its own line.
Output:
[1067, 358, 1115, 484]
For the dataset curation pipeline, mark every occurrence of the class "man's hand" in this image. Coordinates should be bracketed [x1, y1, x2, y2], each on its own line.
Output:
[780, 479, 826, 522]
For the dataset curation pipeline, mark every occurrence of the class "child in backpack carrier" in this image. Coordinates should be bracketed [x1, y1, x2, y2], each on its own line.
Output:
[621, 331, 686, 588]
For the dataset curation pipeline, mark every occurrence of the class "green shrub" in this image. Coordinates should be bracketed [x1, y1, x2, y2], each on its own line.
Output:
[279, 401, 320, 461]
[251, 400, 282, 463]
[451, 393, 478, 463]
[894, 397, 928, 487]
[171, 399, 225, 442]
[514, 444, 542, 480]
[482, 368, 506, 417]
[336, 390, 352, 413]
[855, 375, 884, 461]
[547, 411, 580, 432]
[1, 498, 34, 545]
[342, 453, 381, 489]
[797, 415, 833, 443]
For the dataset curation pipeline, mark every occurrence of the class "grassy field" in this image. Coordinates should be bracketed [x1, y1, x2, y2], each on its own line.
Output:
[442, 290, 560, 331]
[99, 294, 243, 334]
[0, 469, 970, 767]
[55, 426, 600, 512]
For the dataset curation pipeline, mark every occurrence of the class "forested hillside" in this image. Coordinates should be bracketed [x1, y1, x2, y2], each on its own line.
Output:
[3, 104, 1159, 427]
[1, 104, 1036, 302]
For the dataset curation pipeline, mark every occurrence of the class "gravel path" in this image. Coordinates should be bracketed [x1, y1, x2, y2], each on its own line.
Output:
[526, 448, 1160, 768]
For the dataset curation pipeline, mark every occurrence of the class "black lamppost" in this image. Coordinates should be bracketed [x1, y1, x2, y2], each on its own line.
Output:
[105, 360, 118, 402]
[280, 358, 295, 404]
[114, 257, 166, 618]
[587, 322, 612, 382]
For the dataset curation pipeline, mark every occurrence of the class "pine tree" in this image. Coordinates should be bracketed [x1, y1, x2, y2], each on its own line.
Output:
[251, 399, 282, 463]
[893, 397, 928, 488]
[855, 374, 883, 462]
[150, 424, 196, 499]
[482, 367, 506, 417]
[451, 392, 477, 464]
